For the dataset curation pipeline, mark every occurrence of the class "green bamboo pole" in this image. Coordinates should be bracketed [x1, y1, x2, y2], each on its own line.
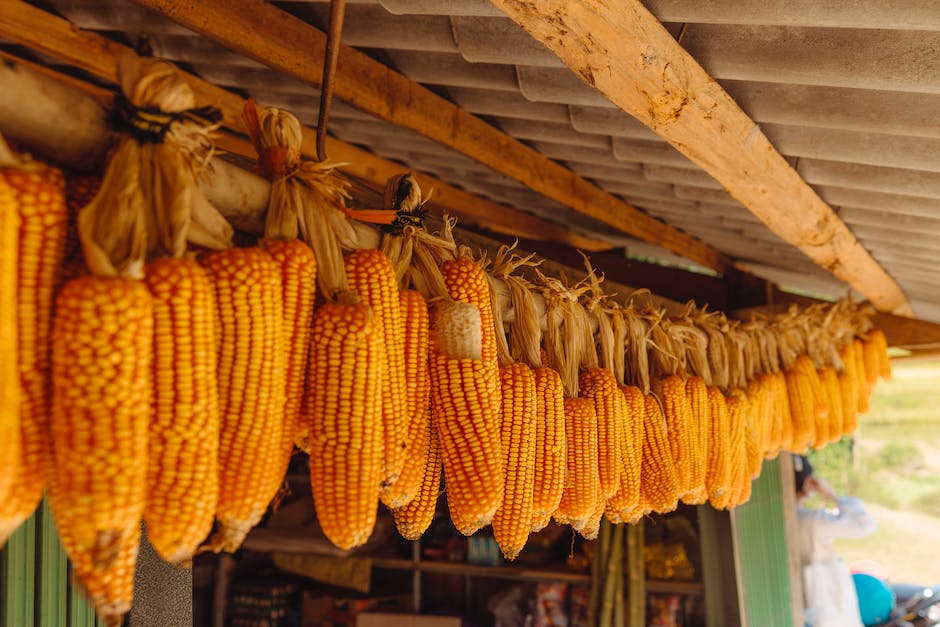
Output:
[589, 519, 612, 626]
[600, 524, 624, 627]
[626, 522, 645, 626]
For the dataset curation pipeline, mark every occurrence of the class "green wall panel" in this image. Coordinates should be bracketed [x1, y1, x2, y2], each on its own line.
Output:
[0, 499, 103, 627]
[733, 458, 794, 627]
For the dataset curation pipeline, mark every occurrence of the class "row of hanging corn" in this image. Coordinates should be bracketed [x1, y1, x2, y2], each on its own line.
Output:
[0, 58, 892, 625]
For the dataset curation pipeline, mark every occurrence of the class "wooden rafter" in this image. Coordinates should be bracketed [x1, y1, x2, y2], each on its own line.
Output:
[122, 0, 729, 272]
[0, 0, 611, 253]
[488, 0, 911, 316]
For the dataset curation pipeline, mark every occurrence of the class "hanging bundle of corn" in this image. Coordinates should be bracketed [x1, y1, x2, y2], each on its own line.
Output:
[50, 276, 152, 624]
[0, 137, 21, 507]
[838, 340, 861, 436]
[429, 300, 504, 535]
[862, 328, 892, 385]
[670, 311, 712, 504]
[0, 138, 68, 547]
[202, 247, 285, 552]
[540, 273, 601, 534]
[776, 318, 819, 453]
[490, 246, 567, 533]
[307, 291, 383, 549]
[579, 262, 626, 500]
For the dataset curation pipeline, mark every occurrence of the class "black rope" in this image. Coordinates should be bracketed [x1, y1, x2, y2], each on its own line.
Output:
[109, 93, 222, 144]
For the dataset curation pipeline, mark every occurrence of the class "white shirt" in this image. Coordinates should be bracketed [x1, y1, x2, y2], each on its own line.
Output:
[797, 497, 878, 627]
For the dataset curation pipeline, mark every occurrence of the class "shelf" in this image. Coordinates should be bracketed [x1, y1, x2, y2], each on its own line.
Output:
[371, 557, 703, 595]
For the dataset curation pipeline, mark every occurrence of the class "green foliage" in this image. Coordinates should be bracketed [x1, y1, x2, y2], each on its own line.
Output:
[913, 488, 940, 518]
[869, 442, 924, 473]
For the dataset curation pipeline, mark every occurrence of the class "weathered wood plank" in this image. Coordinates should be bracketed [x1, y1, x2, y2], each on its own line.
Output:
[121, 0, 728, 272]
[0, 0, 610, 252]
[488, 0, 911, 316]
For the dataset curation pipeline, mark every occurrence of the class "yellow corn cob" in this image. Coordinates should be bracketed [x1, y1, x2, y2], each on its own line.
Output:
[530, 367, 567, 532]
[654, 375, 696, 499]
[143, 258, 219, 563]
[553, 397, 601, 531]
[0, 174, 19, 506]
[392, 409, 441, 540]
[262, 238, 316, 461]
[784, 357, 818, 454]
[861, 332, 881, 388]
[580, 493, 606, 541]
[579, 368, 624, 499]
[347, 249, 407, 501]
[201, 247, 285, 552]
[493, 363, 537, 560]
[853, 338, 872, 414]
[839, 342, 860, 436]
[705, 386, 732, 504]
[388, 289, 432, 509]
[869, 328, 892, 381]
[712, 389, 749, 509]
[442, 256, 501, 426]
[605, 386, 644, 523]
[431, 354, 504, 535]
[743, 397, 763, 480]
[49, 276, 151, 625]
[640, 393, 680, 514]
[773, 371, 794, 453]
[805, 357, 831, 424]
[0, 161, 68, 546]
[747, 376, 770, 457]
[308, 298, 383, 549]
[818, 366, 844, 447]
[683, 376, 710, 504]
[764, 374, 783, 457]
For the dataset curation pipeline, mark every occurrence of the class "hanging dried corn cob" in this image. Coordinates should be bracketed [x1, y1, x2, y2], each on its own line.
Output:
[554, 396, 602, 532]
[650, 318, 697, 501]
[839, 341, 861, 436]
[0, 140, 67, 547]
[346, 248, 409, 504]
[49, 276, 152, 625]
[640, 393, 680, 514]
[853, 338, 872, 415]
[0, 138, 20, 507]
[307, 293, 383, 549]
[143, 258, 220, 564]
[704, 386, 732, 504]
[261, 238, 317, 455]
[392, 410, 441, 540]
[430, 300, 504, 535]
[530, 367, 567, 531]
[492, 362, 537, 560]
[202, 247, 285, 552]
[712, 389, 749, 509]
[580, 263, 625, 500]
[389, 289, 432, 509]
[605, 385, 645, 524]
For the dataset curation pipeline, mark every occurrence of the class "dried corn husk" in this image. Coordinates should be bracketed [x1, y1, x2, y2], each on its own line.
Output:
[79, 55, 231, 278]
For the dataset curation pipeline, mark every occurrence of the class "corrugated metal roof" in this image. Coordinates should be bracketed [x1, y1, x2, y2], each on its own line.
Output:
[9, 0, 940, 320]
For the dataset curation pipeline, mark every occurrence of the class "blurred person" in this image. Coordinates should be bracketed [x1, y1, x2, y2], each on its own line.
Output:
[795, 455, 878, 627]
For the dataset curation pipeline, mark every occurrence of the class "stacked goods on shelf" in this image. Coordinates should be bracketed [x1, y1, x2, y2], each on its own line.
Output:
[0, 53, 895, 624]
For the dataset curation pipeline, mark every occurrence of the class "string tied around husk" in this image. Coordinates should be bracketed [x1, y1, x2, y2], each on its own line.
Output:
[79, 54, 233, 279]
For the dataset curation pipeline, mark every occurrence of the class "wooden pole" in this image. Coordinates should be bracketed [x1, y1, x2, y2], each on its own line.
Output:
[488, 0, 911, 316]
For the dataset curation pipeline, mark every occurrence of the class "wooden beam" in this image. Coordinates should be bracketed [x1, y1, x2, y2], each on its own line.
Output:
[0, 1, 610, 253]
[488, 0, 911, 316]
[731, 304, 940, 350]
[122, 0, 728, 273]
